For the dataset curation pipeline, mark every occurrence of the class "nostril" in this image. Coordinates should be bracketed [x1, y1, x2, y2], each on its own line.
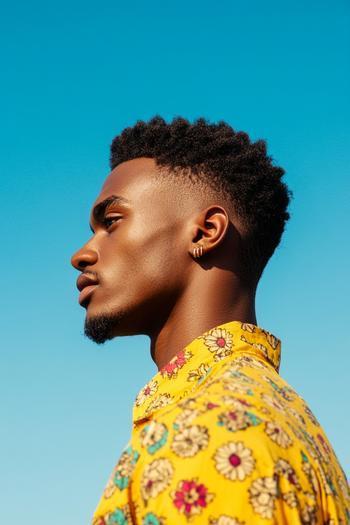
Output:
[78, 260, 89, 270]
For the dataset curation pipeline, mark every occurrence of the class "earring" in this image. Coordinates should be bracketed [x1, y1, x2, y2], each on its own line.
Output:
[193, 245, 204, 258]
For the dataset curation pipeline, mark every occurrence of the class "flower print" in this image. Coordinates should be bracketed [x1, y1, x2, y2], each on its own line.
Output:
[317, 433, 332, 459]
[145, 393, 172, 414]
[104, 472, 118, 499]
[203, 327, 234, 361]
[217, 409, 250, 432]
[233, 355, 268, 370]
[173, 407, 200, 431]
[223, 382, 254, 396]
[219, 369, 255, 389]
[282, 491, 298, 508]
[104, 446, 140, 497]
[187, 362, 211, 383]
[252, 342, 269, 355]
[260, 405, 272, 416]
[265, 421, 292, 448]
[281, 386, 295, 401]
[140, 421, 168, 455]
[296, 427, 323, 463]
[213, 441, 255, 481]
[261, 329, 279, 350]
[135, 380, 159, 407]
[241, 323, 255, 333]
[303, 404, 320, 426]
[260, 392, 286, 413]
[209, 515, 245, 525]
[142, 512, 166, 525]
[178, 389, 191, 402]
[105, 504, 131, 525]
[301, 451, 320, 494]
[160, 349, 193, 379]
[240, 335, 269, 358]
[302, 458, 319, 495]
[91, 320, 349, 525]
[221, 395, 252, 409]
[274, 459, 300, 488]
[337, 476, 350, 506]
[287, 406, 306, 426]
[206, 401, 221, 410]
[171, 477, 214, 519]
[217, 408, 261, 433]
[178, 397, 198, 411]
[224, 368, 256, 384]
[300, 503, 317, 524]
[287, 421, 305, 443]
[249, 476, 278, 519]
[263, 376, 295, 401]
[317, 462, 334, 496]
[141, 458, 174, 502]
[171, 424, 209, 457]
[104, 466, 119, 499]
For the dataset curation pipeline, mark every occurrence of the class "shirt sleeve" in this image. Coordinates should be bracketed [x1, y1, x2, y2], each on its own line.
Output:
[130, 394, 328, 524]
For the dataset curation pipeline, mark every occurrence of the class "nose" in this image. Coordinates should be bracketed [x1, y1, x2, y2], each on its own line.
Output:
[71, 246, 98, 271]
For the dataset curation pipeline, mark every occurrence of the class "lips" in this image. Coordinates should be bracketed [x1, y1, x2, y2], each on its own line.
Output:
[76, 273, 99, 307]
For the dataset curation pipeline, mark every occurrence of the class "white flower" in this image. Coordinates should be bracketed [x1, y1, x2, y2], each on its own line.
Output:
[249, 476, 278, 519]
[140, 458, 173, 501]
[171, 425, 209, 457]
[265, 421, 292, 448]
[214, 441, 255, 481]
[135, 379, 158, 406]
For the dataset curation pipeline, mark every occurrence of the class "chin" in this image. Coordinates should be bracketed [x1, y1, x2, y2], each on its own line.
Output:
[83, 306, 128, 344]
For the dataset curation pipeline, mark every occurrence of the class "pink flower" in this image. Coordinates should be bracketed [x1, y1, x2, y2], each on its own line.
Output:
[207, 402, 220, 410]
[161, 350, 189, 378]
[171, 478, 214, 518]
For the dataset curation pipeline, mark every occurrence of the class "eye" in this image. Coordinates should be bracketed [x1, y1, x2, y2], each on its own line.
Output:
[103, 216, 122, 230]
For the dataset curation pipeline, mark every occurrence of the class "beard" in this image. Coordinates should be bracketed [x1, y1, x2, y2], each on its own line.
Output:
[84, 309, 127, 344]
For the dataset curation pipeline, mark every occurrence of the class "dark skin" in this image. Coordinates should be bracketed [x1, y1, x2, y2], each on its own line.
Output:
[71, 157, 257, 370]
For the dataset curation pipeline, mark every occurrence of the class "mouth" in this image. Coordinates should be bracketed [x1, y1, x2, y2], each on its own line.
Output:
[76, 273, 99, 308]
[79, 284, 98, 308]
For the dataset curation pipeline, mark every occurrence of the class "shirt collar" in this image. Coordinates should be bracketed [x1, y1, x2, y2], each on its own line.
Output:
[132, 320, 281, 426]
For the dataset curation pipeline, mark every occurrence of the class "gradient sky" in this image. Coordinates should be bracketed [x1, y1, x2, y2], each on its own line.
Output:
[1, 1, 349, 524]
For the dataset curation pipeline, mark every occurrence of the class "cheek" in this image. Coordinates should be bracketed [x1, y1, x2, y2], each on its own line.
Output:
[137, 240, 186, 293]
[99, 223, 185, 294]
[98, 234, 148, 292]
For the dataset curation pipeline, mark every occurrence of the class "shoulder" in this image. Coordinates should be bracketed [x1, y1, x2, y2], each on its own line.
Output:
[132, 387, 313, 523]
[132, 356, 350, 523]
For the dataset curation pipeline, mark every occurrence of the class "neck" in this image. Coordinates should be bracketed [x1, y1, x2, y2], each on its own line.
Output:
[150, 274, 256, 370]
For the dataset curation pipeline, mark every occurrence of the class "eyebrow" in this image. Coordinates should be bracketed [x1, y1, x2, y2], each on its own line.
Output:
[89, 195, 130, 233]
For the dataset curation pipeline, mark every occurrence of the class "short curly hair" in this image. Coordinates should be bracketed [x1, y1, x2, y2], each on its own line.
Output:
[110, 116, 292, 284]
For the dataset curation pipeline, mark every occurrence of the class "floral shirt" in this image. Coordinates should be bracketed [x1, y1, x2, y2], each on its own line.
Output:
[92, 320, 350, 524]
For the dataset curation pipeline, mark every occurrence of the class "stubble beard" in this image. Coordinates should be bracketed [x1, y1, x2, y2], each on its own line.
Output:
[84, 309, 127, 344]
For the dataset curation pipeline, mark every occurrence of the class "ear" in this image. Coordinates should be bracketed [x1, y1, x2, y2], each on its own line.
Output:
[189, 205, 230, 256]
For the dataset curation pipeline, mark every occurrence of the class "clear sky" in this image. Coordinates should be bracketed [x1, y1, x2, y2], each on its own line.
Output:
[1, 1, 349, 524]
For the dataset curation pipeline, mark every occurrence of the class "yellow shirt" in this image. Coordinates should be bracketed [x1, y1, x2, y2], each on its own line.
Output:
[92, 320, 350, 524]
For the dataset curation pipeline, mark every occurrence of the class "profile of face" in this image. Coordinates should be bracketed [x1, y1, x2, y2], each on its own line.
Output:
[71, 158, 199, 344]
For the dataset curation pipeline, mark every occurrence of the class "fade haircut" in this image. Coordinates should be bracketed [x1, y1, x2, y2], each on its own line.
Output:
[110, 116, 292, 285]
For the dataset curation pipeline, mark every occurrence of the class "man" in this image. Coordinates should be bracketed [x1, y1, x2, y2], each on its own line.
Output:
[71, 116, 349, 524]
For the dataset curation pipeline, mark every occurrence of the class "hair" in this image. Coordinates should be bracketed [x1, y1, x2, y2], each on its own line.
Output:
[110, 115, 292, 285]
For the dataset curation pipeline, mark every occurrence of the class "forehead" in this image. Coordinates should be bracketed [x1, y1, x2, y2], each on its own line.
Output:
[95, 157, 160, 206]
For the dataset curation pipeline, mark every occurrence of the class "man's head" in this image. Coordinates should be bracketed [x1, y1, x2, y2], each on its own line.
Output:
[71, 116, 291, 344]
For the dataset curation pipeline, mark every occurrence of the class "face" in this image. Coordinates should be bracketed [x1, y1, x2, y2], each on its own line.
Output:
[71, 158, 193, 343]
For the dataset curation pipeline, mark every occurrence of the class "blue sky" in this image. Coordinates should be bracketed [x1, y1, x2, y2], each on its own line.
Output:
[1, 1, 349, 524]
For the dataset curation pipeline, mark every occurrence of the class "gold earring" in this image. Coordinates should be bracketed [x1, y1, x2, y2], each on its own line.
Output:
[193, 245, 204, 258]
